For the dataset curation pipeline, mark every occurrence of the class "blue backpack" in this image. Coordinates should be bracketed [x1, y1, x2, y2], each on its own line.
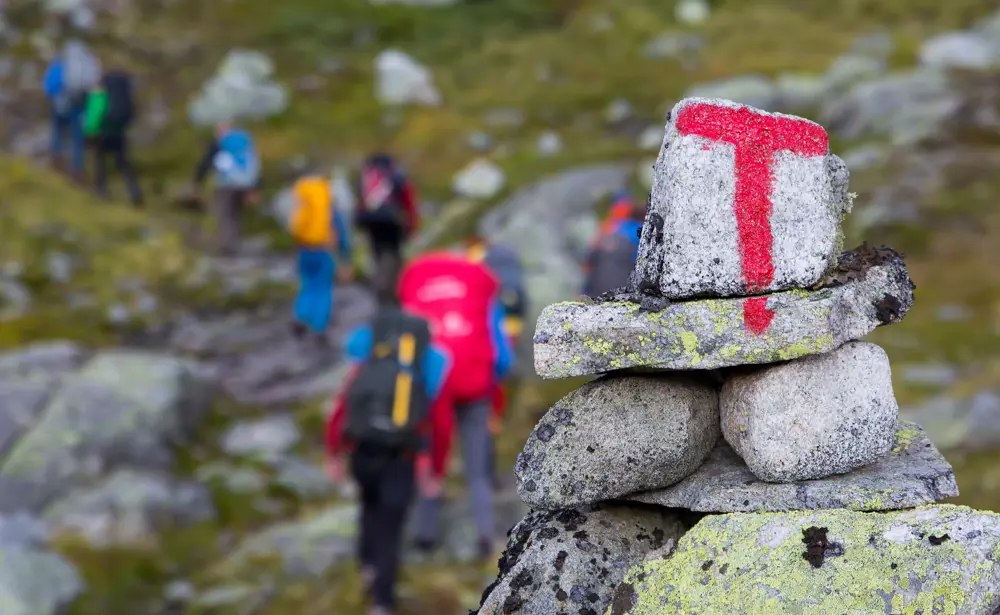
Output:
[213, 130, 260, 189]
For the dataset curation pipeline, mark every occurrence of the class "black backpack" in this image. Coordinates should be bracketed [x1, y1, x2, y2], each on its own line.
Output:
[585, 232, 639, 298]
[102, 71, 135, 132]
[357, 155, 406, 226]
[344, 307, 432, 449]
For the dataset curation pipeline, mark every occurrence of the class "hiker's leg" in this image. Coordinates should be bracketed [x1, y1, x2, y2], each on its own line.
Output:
[93, 139, 110, 199]
[293, 249, 314, 328]
[49, 108, 64, 164]
[350, 453, 381, 574]
[456, 397, 495, 546]
[113, 133, 143, 206]
[313, 250, 335, 332]
[411, 493, 441, 548]
[370, 456, 415, 610]
[68, 107, 86, 176]
[214, 189, 241, 255]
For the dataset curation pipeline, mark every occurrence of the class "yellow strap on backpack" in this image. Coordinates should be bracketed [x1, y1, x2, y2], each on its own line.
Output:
[391, 333, 416, 427]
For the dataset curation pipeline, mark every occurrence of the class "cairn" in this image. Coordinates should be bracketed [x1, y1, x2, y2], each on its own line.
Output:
[476, 98, 982, 615]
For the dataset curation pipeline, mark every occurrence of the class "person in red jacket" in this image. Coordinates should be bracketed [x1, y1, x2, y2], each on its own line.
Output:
[397, 250, 513, 560]
[355, 153, 420, 297]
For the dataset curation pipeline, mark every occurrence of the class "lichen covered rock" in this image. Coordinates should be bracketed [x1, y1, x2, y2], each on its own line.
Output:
[609, 504, 1000, 615]
[534, 245, 914, 379]
[516, 373, 719, 509]
[476, 504, 687, 615]
[628, 422, 957, 513]
[721, 341, 898, 482]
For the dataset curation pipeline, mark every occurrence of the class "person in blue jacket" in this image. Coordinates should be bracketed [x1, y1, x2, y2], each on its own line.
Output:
[582, 197, 646, 297]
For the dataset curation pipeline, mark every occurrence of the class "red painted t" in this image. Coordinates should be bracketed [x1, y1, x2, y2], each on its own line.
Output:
[675, 102, 829, 334]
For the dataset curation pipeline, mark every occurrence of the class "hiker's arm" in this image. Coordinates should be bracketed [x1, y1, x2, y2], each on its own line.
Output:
[344, 325, 373, 362]
[82, 90, 107, 138]
[422, 345, 451, 400]
[192, 139, 220, 186]
[333, 209, 352, 260]
[488, 299, 513, 380]
[399, 178, 420, 233]
[324, 368, 356, 457]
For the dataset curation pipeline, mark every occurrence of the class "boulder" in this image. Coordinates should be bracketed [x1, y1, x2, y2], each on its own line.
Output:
[452, 159, 506, 199]
[721, 341, 897, 482]
[0, 351, 214, 508]
[43, 470, 215, 548]
[634, 97, 850, 299]
[628, 421, 957, 513]
[0, 513, 82, 615]
[612, 505, 1000, 614]
[516, 374, 719, 509]
[220, 415, 301, 461]
[535, 245, 914, 379]
[188, 49, 289, 125]
[475, 505, 687, 615]
[919, 31, 1000, 70]
[683, 78, 777, 111]
[374, 49, 441, 106]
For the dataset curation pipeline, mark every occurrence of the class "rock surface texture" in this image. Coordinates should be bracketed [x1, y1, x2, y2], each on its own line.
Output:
[721, 341, 898, 482]
[534, 245, 914, 379]
[628, 422, 957, 513]
[611, 505, 1000, 614]
[632, 97, 851, 299]
[475, 504, 687, 615]
[515, 374, 719, 509]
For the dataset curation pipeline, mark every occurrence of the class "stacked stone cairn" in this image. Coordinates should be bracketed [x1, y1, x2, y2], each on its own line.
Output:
[476, 98, 1000, 615]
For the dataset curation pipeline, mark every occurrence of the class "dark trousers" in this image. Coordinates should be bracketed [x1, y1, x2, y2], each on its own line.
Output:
[93, 132, 143, 206]
[350, 446, 416, 609]
[214, 188, 247, 255]
[363, 221, 405, 298]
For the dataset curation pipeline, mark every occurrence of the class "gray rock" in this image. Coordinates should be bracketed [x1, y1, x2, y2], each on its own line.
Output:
[0, 279, 31, 321]
[274, 457, 334, 500]
[467, 131, 494, 152]
[536, 131, 562, 156]
[900, 362, 958, 387]
[919, 31, 1000, 70]
[452, 159, 505, 199]
[474, 504, 687, 615]
[515, 374, 719, 509]
[216, 503, 357, 579]
[535, 245, 914, 379]
[0, 352, 214, 505]
[616, 504, 1000, 614]
[188, 49, 288, 125]
[0, 379, 52, 457]
[674, 0, 709, 25]
[628, 421, 957, 512]
[43, 470, 215, 547]
[721, 341, 898, 483]
[635, 97, 850, 299]
[220, 415, 301, 460]
[643, 33, 703, 62]
[374, 49, 441, 106]
[822, 54, 886, 93]
[839, 144, 888, 172]
[820, 68, 960, 145]
[902, 390, 1000, 451]
[684, 76, 777, 110]
[774, 73, 826, 110]
[605, 98, 633, 124]
[637, 126, 664, 151]
[45, 251, 73, 283]
[0, 528, 83, 615]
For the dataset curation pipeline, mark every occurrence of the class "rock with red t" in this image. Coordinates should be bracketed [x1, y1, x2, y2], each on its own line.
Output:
[632, 97, 851, 300]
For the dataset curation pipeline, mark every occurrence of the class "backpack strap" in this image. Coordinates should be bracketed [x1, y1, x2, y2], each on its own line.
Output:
[391, 332, 417, 427]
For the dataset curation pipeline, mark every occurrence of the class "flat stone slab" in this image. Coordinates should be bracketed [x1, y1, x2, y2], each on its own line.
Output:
[633, 97, 850, 299]
[625, 421, 958, 513]
[533, 245, 914, 379]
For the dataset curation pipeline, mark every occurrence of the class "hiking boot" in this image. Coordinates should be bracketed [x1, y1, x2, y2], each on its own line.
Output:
[289, 321, 307, 340]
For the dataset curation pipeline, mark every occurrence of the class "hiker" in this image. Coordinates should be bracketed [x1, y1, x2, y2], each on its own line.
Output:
[288, 170, 353, 342]
[399, 251, 512, 559]
[325, 290, 451, 615]
[191, 121, 261, 255]
[466, 237, 527, 486]
[598, 189, 638, 238]
[83, 69, 144, 206]
[43, 39, 101, 180]
[582, 196, 646, 297]
[355, 153, 420, 296]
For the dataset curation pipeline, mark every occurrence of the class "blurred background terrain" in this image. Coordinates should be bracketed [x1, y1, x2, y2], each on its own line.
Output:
[2, 0, 1000, 613]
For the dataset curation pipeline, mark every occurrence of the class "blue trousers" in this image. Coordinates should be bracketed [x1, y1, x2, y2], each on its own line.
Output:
[295, 248, 335, 333]
[50, 104, 85, 173]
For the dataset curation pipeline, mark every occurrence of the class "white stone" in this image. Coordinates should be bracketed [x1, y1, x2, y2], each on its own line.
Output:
[374, 49, 441, 107]
[452, 159, 505, 199]
[721, 341, 898, 483]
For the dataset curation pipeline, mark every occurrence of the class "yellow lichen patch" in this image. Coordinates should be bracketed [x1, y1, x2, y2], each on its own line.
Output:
[619, 505, 1000, 615]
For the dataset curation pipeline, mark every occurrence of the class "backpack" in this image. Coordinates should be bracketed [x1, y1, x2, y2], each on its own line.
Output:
[101, 71, 135, 130]
[358, 157, 405, 226]
[482, 244, 527, 318]
[213, 130, 260, 189]
[344, 307, 432, 449]
[585, 228, 640, 298]
[56, 41, 101, 111]
[289, 176, 335, 246]
[399, 253, 500, 401]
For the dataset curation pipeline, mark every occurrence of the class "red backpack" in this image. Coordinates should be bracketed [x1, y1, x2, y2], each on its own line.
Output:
[398, 252, 499, 401]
